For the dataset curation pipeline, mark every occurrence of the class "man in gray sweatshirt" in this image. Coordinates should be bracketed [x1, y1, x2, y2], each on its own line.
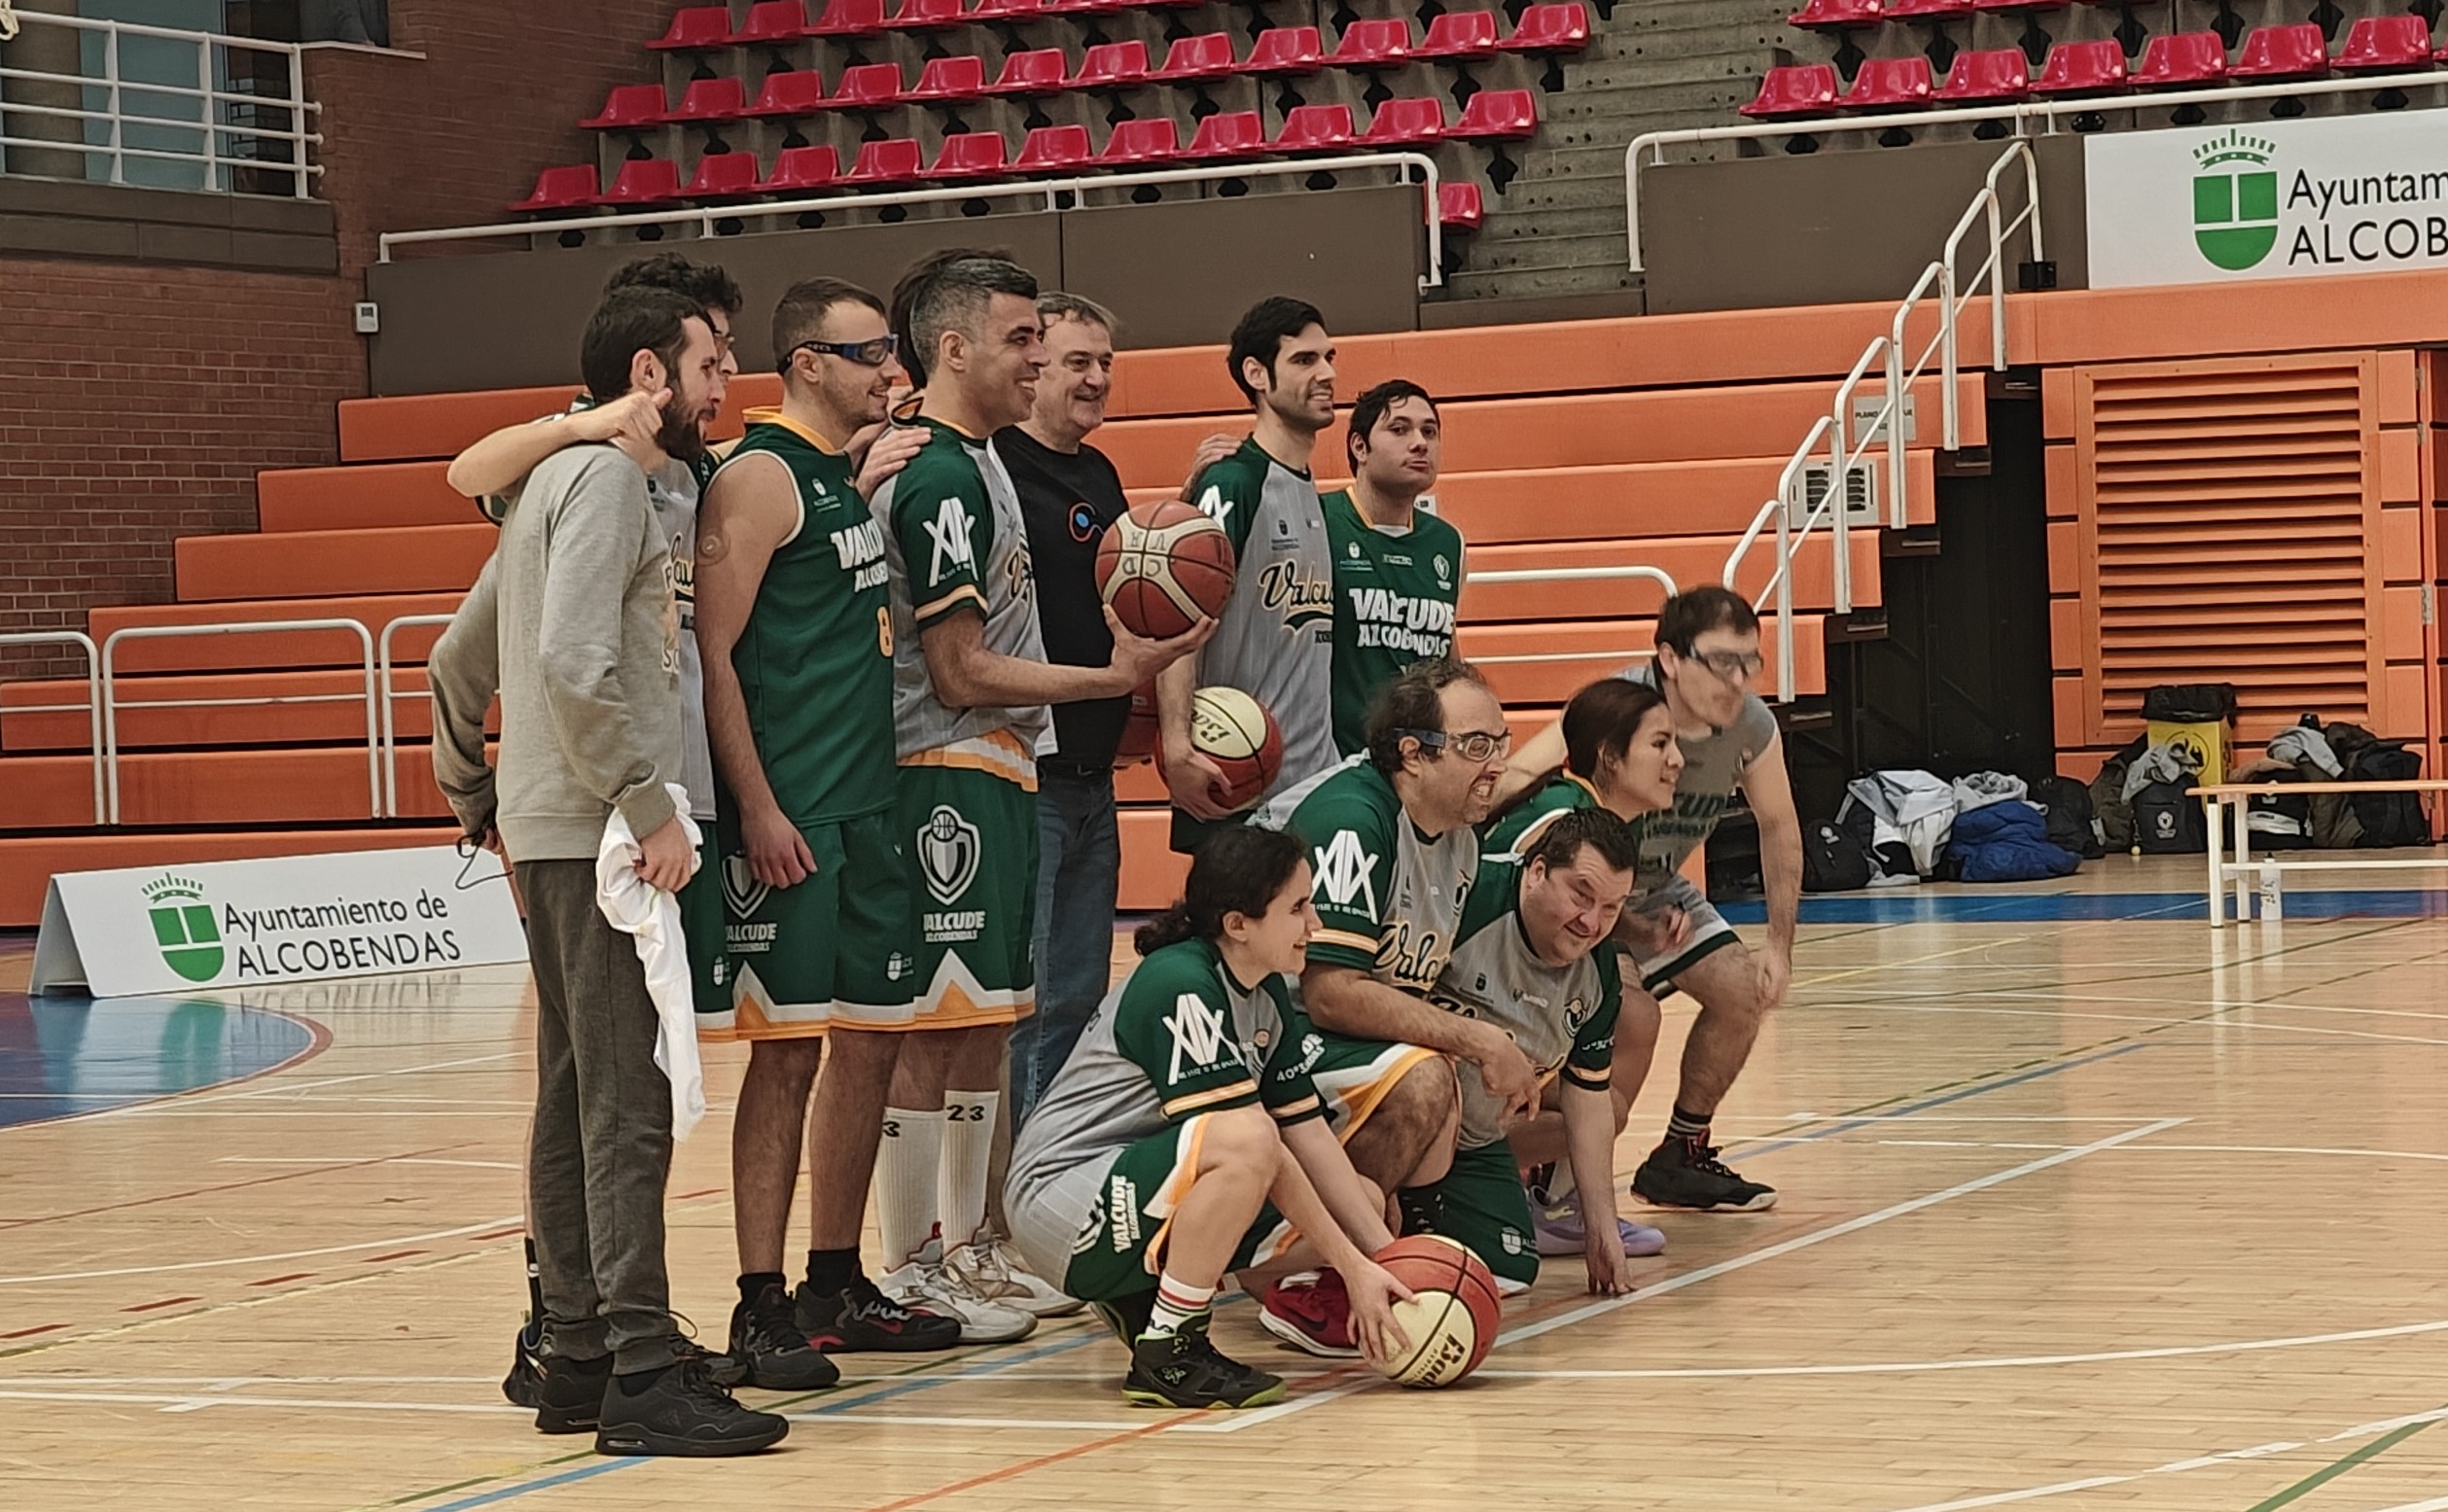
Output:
[429, 286, 786, 1459]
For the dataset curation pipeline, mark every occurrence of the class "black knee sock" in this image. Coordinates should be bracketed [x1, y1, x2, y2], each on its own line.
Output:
[738, 1271, 788, 1306]
[1667, 1106, 1712, 1143]
[806, 1248, 861, 1297]
[1396, 1184, 1444, 1237]
[521, 1237, 544, 1338]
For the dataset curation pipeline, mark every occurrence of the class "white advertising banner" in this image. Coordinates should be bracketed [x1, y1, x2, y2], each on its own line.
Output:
[30, 845, 527, 999]
[2086, 114, 2448, 290]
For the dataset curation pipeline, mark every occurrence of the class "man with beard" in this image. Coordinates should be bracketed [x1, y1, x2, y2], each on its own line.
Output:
[429, 287, 785, 1456]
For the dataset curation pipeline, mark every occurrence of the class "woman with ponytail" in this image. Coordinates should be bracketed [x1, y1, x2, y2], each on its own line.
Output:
[1005, 826, 1413, 1409]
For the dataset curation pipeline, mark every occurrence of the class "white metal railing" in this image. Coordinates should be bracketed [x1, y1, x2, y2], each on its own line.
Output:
[377, 153, 1450, 289]
[0, 631, 104, 825]
[1463, 566, 1675, 679]
[100, 619, 378, 824]
[378, 614, 455, 819]
[0, 7, 321, 196]
[1721, 140, 2039, 701]
[1622, 70, 2448, 275]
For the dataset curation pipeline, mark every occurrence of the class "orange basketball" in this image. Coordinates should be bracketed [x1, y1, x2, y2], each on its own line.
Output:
[1095, 499, 1236, 639]
[1371, 1234, 1503, 1388]
[1189, 686, 1281, 814]
[1116, 682, 1158, 764]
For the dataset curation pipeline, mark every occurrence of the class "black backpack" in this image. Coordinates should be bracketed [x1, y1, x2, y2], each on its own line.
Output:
[2032, 775, 2104, 860]
[2132, 780, 2206, 854]
[2347, 739, 2425, 847]
[2244, 774, 2313, 852]
[1801, 820, 1873, 893]
[2142, 684, 2239, 723]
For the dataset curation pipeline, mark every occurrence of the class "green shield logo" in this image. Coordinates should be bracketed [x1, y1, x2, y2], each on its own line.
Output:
[143, 874, 224, 983]
[2192, 130, 2279, 272]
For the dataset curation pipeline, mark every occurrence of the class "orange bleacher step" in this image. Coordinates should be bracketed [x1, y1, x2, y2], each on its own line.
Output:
[0, 826, 460, 929]
[257, 461, 479, 534]
[0, 666, 466, 754]
[176, 525, 495, 604]
[0, 743, 455, 828]
[340, 376, 784, 465]
[1464, 535, 1879, 622]
[89, 593, 462, 674]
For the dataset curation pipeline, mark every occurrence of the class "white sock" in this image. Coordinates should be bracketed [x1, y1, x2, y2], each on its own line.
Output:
[1145, 1272, 1218, 1339]
[1543, 1162, 1579, 1208]
[940, 1089, 999, 1251]
[877, 1106, 943, 1269]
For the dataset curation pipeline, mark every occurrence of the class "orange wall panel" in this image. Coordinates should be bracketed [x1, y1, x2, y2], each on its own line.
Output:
[2382, 509, 2425, 583]
[2044, 443, 2076, 519]
[2041, 368, 2075, 440]
[2380, 350, 2419, 427]
[2046, 520, 2080, 596]
[2381, 429, 2423, 506]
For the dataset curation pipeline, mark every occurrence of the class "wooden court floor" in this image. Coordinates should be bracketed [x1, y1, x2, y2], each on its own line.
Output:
[5, 858, 2448, 1512]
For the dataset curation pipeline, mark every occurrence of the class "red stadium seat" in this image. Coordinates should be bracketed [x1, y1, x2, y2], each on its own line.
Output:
[1787, 0, 1881, 28]
[667, 77, 750, 123]
[1045, 0, 1126, 13]
[1452, 87, 1539, 139]
[1185, 109, 1267, 159]
[832, 61, 907, 108]
[2133, 31, 2225, 88]
[1437, 181, 1484, 230]
[2031, 40, 2126, 94]
[1273, 102, 1356, 151]
[1886, 0, 1971, 15]
[684, 151, 763, 197]
[1330, 18, 1412, 70]
[907, 55, 988, 103]
[1072, 40, 1151, 88]
[2230, 22, 2329, 80]
[1243, 26, 1327, 76]
[1934, 48, 2030, 102]
[2337, 15, 2434, 70]
[509, 163, 599, 214]
[807, 0, 888, 37]
[1499, 4, 1591, 54]
[1969, 0, 2065, 11]
[731, 1, 817, 45]
[987, 48, 1068, 96]
[597, 158, 684, 206]
[749, 69, 828, 116]
[1360, 95, 1448, 145]
[930, 131, 1010, 178]
[649, 7, 734, 51]
[757, 144, 842, 192]
[1099, 118, 1182, 165]
[1149, 33, 1239, 85]
[1841, 55, 1933, 108]
[1415, 12, 1501, 61]
[582, 84, 670, 130]
[1013, 123, 1094, 171]
[884, 0, 964, 31]
[842, 137, 926, 185]
[1739, 64, 1839, 118]
[970, 0, 1047, 20]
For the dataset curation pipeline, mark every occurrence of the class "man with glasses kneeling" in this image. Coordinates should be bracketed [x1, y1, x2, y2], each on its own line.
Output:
[1499, 586, 1800, 1214]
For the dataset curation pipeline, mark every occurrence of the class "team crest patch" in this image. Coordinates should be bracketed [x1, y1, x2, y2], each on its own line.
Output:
[722, 855, 770, 921]
[918, 804, 981, 906]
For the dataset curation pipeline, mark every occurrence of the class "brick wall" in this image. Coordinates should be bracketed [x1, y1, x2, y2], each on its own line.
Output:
[0, 0, 679, 678]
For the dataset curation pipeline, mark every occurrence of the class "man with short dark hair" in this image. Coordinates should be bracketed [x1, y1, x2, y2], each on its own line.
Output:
[1503, 585, 1800, 1213]
[1159, 297, 1340, 852]
[429, 287, 785, 1457]
[1325, 378, 1464, 756]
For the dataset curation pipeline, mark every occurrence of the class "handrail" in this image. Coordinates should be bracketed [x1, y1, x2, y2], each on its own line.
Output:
[0, 632, 105, 825]
[378, 614, 458, 819]
[378, 153, 1449, 289]
[100, 620, 378, 824]
[1623, 70, 2446, 273]
[1467, 566, 1679, 593]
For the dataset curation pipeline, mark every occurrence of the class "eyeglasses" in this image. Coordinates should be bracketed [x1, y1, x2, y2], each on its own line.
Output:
[792, 334, 899, 369]
[1686, 649, 1765, 682]
[1401, 727, 1512, 763]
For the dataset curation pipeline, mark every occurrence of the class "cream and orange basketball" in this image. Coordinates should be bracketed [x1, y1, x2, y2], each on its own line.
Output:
[1189, 686, 1281, 813]
[1371, 1235, 1503, 1389]
[1094, 500, 1236, 639]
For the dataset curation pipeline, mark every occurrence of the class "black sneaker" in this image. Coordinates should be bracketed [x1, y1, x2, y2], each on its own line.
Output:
[531, 1351, 613, 1434]
[729, 1283, 841, 1390]
[502, 1322, 544, 1408]
[1088, 1290, 1155, 1347]
[594, 1354, 789, 1458]
[795, 1274, 963, 1353]
[1121, 1321, 1286, 1410]
[1632, 1136, 1779, 1213]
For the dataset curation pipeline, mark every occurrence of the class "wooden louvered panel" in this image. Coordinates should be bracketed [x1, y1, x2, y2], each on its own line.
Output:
[2072, 352, 2384, 745]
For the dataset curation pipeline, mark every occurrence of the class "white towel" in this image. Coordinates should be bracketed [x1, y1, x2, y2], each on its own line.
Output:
[595, 784, 706, 1143]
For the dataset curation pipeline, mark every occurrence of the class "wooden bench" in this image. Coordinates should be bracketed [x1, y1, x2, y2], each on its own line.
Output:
[2196, 779, 2448, 927]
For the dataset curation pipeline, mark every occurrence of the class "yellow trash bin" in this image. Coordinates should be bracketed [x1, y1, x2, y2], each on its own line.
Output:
[2146, 720, 2230, 788]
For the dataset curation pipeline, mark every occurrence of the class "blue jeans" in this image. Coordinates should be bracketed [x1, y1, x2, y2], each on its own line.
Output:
[1012, 766, 1119, 1127]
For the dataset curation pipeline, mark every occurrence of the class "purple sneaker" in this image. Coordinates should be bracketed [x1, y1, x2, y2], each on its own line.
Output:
[1534, 1192, 1667, 1258]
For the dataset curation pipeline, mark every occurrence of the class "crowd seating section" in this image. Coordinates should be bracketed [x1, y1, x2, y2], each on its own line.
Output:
[0, 304, 1977, 920]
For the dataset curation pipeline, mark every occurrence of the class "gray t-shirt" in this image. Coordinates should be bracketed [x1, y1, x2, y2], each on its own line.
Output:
[1617, 662, 1779, 886]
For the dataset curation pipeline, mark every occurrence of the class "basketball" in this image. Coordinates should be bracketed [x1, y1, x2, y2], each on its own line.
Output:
[1095, 499, 1236, 639]
[1116, 682, 1158, 764]
[1189, 686, 1282, 813]
[1371, 1235, 1503, 1388]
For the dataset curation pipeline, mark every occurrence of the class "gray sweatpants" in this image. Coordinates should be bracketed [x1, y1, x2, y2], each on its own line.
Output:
[518, 860, 682, 1375]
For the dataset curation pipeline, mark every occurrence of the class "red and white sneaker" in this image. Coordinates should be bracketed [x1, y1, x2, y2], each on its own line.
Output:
[1259, 1270, 1359, 1358]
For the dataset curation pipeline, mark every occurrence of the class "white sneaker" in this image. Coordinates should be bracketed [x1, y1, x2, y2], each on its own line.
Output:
[946, 1236, 1083, 1319]
[879, 1257, 1038, 1345]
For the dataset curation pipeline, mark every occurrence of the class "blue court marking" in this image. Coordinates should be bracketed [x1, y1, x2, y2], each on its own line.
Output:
[1729, 1041, 2153, 1161]
[0, 993, 319, 1129]
[424, 1458, 636, 1512]
[1712, 888, 2448, 926]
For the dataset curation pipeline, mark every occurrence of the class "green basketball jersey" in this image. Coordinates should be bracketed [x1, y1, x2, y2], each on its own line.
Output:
[1322, 489, 1466, 757]
[1487, 770, 1687, 894]
[1263, 756, 1477, 995]
[710, 409, 898, 825]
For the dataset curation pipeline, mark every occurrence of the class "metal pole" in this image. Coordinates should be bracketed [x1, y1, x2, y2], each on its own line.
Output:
[196, 31, 217, 191]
